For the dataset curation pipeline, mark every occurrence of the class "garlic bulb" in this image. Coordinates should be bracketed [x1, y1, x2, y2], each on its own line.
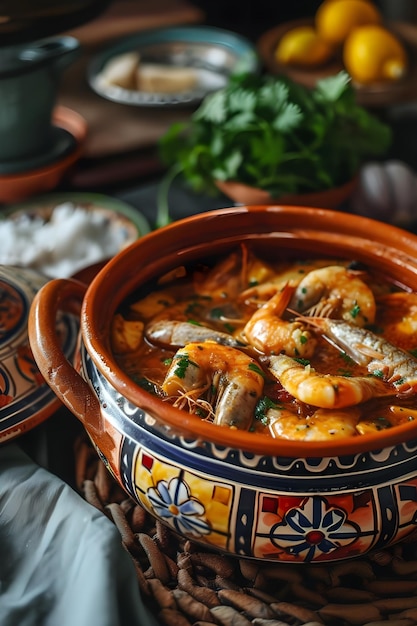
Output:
[350, 160, 417, 226]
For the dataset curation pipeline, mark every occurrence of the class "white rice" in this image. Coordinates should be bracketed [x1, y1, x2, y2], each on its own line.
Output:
[0, 202, 129, 278]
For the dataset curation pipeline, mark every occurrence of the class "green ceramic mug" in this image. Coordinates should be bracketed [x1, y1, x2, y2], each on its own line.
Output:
[0, 36, 80, 164]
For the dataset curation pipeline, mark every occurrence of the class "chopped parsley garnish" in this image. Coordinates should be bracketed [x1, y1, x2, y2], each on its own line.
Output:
[248, 362, 265, 378]
[173, 354, 198, 378]
[340, 352, 355, 365]
[371, 369, 385, 379]
[350, 303, 361, 319]
[294, 358, 310, 366]
[255, 396, 281, 425]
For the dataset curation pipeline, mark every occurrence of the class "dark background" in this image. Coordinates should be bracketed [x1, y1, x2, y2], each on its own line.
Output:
[189, 0, 322, 40]
[176, 0, 416, 41]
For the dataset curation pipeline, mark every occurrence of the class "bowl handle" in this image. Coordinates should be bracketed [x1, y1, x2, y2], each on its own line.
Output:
[28, 278, 102, 434]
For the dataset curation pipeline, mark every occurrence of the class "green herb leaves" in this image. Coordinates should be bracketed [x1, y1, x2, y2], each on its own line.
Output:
[159, 71, 392, 203]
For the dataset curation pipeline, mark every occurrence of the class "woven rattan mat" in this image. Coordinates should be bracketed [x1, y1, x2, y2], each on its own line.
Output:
[74, 433, 417, 626]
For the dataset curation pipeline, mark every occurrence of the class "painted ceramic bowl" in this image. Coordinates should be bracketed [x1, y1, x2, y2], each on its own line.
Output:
[0, 265, 79, 443]
[28, 206, 417, 563]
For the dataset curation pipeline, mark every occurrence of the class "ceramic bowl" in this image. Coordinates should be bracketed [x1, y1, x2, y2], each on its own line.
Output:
[0, 192, 150, 278]
[28, 206, 417, 563]
[0, 265, 79, 443]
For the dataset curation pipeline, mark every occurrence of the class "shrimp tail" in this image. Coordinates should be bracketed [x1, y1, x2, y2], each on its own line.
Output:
[268, 353, 395, 409]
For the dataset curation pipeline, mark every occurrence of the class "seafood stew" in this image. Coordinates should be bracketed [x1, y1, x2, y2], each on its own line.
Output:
[111, 244, 417, 442]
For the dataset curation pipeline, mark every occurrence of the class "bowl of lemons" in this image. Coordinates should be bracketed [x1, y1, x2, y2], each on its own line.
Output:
[258, 0, 417, 106]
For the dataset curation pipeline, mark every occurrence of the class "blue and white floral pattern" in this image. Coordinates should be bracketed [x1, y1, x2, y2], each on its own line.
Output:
[147, 476, 211, 538]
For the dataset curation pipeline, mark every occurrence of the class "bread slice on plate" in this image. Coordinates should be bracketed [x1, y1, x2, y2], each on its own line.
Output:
[136, 64, 198, 93]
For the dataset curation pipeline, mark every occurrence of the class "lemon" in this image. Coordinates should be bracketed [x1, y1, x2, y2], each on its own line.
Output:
[316, 0, 381, 45]
[343, 25, 408, 83]
[275, 25, 334, 67]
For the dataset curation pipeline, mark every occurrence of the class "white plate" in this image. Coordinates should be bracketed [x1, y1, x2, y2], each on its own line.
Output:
[88, 25, 260, 108]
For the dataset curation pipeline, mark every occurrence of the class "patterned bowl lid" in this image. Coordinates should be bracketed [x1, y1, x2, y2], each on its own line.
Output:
[0, 265, 79, 443]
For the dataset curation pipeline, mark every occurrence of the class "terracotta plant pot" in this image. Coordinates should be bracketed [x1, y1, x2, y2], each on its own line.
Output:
[215, 177, 358, 209]
[29, 205, 417, 563]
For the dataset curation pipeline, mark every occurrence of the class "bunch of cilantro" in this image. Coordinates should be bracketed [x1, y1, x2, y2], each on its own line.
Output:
[157, 71, 391, 226]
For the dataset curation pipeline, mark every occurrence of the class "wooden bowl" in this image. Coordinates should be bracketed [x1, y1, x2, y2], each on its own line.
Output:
[258, 19, 417, 107]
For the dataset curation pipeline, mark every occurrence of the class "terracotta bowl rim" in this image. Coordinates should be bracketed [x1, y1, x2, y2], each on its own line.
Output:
[81, 205, 417, 458]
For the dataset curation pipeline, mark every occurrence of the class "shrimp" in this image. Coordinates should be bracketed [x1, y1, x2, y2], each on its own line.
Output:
[267, 405, 361, 441]
[238, 259, 340, 308]
[242, 283, 317, 358]
[376, 292, 417, 344]
[145, 320, 247, 349]
[356, 404, 417, 435]
[268, 354, 394, 409]
[289, 265, 376, 327]
[309, 317, 417, 394]
[161, 341, 265, 429]
[238, 281, 283, 307]
[193, 245, 276, 300]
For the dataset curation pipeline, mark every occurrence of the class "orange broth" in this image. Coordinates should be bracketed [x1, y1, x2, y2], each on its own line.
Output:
[112, 247, 417, 440]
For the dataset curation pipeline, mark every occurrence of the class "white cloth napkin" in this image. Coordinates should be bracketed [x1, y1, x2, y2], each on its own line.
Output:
[0, 442, 157, 626]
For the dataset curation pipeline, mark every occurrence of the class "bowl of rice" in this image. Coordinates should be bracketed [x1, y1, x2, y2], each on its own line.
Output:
[0, 192, 150, 278]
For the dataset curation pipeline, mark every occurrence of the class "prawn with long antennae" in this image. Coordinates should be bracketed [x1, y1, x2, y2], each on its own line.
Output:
[289, 265, 376, 327]
[242, 283, 317, 358]
[161, 341, 265, 430]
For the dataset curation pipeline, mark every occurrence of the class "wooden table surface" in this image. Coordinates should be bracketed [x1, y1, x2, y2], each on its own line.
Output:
[57, 0, 204, 162]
